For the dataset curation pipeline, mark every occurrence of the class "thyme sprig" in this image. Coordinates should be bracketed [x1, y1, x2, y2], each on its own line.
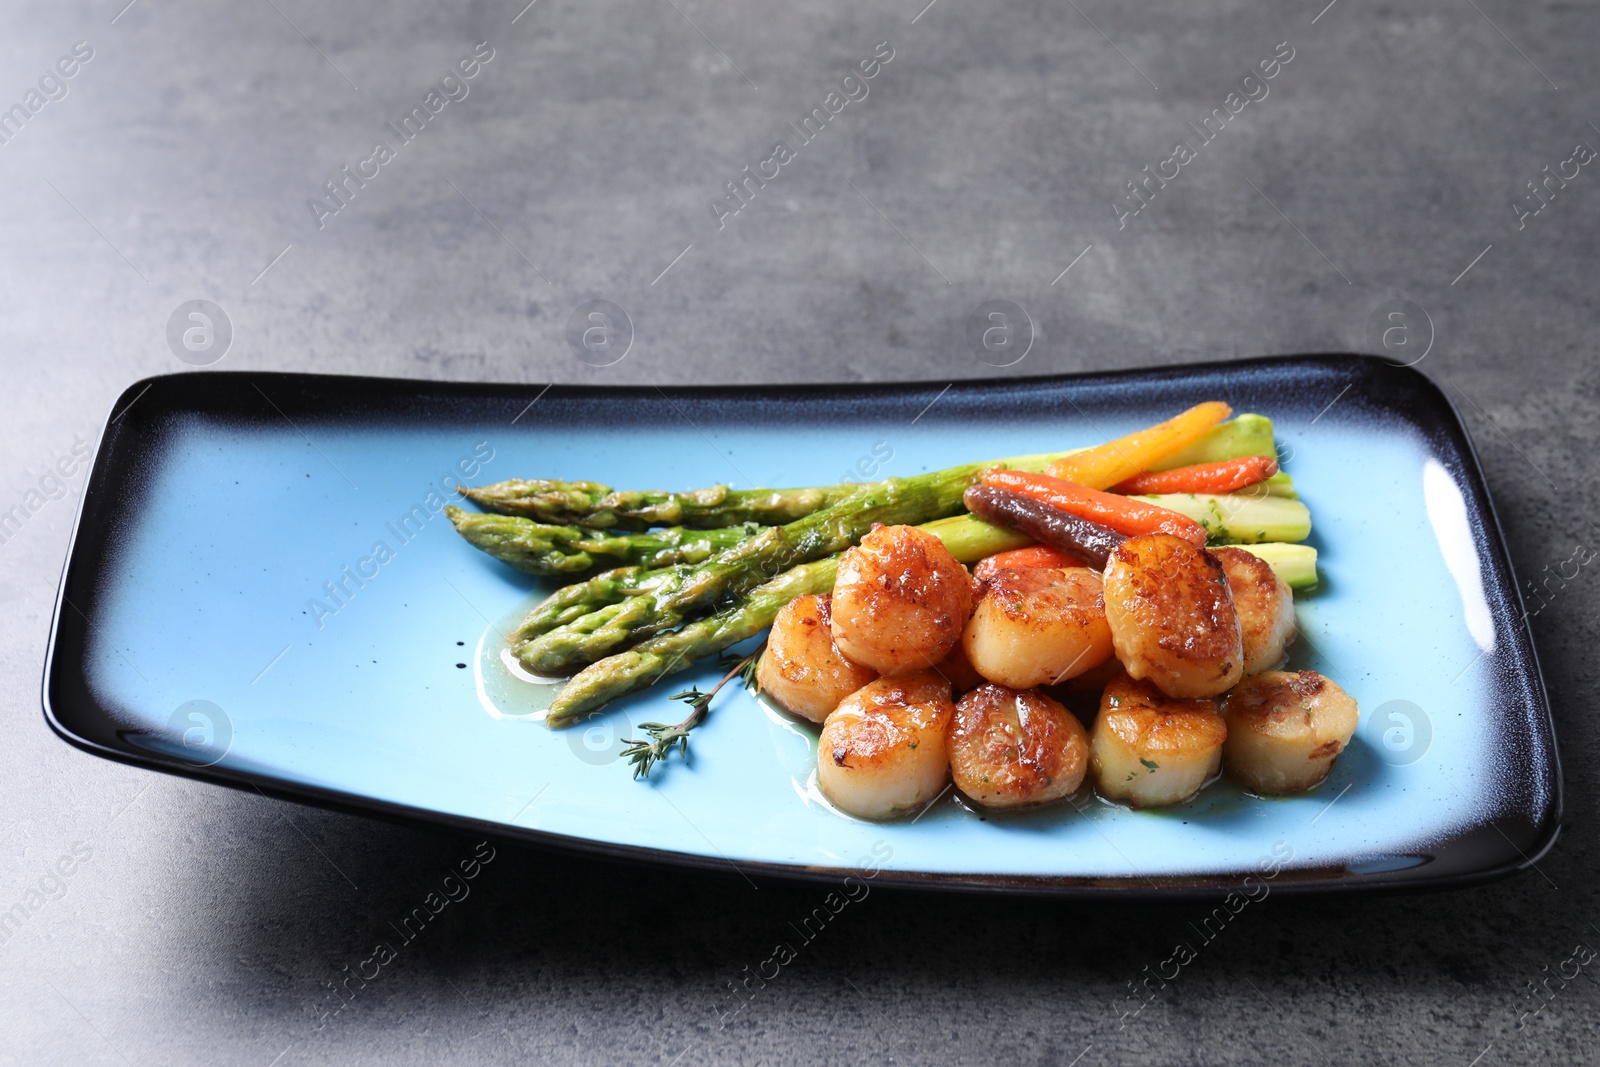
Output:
[719, 647, 764, 694]
[621, 643, 764, 780]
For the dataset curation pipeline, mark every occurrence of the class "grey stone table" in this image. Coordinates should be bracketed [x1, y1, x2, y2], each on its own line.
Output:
[1, 0, 1595, 1063]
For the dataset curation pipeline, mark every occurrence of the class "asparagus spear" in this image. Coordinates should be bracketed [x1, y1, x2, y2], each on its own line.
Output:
[1139, 492, 1312, 544]
[508, 564, 689, 644]
[546, 514, 1028, 725]
[462, 479, 861, 530]
[1260, 471, 1298, 498]
[447, 506, 758, 576]
[548, 557, 841, 724]
[1231, 542, 1318, 589]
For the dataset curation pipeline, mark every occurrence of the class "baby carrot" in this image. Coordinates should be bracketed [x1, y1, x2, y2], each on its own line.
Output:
[1044, 401, 1232, 489]
[1112, 455, 1278, 496]
[981, 469, 1209, 546]
[972, 544, 1091, 582]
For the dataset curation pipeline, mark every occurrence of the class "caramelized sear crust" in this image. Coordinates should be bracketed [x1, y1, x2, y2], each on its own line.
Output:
[962, 566, 1113, 689]
[1102, 533, 1243, 698]
[817, 672, 954, 820]
[1221, 669, 1359, 795]
[1210, 546, 1296, 676]
[948, 684, 1088, 809]
[824, 673, 950, 766]
[756, 594, 878, 723]
[831, 524, 974, 676]
[1097, 674, 1228, 755]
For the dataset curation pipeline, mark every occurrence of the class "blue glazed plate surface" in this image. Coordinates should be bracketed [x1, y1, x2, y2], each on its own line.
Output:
[44, 356, 1559, 895]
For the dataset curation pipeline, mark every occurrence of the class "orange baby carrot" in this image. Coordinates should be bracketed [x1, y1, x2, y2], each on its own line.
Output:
[972, 544, 1090, 582]
[981, 469, 1209, 546]
[1112, 455, 1278, 496]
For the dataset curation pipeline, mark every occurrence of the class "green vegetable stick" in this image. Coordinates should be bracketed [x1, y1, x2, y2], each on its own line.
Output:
[1231, 542, 1319, 589]
[447, 506, 757, 576]
[1139, 492, 1311, 544]
[1152, 413, 1277, 470]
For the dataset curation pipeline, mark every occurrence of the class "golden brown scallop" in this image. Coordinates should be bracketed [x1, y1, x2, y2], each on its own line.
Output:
[948, 684, 1089, 809]
[830, 524, 974, 676]
[1090, 673, 1227, 807]
[756, 594, 878, 723]
[1210, 546, 1296, 676]
[932, 638, 986, 694]
[1063, 654, 1125, 695]
[1222, 670, 1359, 795]
[961, 566, 1114, 689]
[816, 672, 953, 819]
[1101, 533, 1243, 699]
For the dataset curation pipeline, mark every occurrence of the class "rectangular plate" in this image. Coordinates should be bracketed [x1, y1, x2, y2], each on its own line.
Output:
[44, 355, 1560, 897]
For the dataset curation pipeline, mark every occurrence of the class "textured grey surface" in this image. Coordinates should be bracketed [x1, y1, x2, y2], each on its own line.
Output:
[0, 0, 1596, 1064]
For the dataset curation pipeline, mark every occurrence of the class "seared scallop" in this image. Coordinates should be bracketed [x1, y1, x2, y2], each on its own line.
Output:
[817, 673, 953, 820]
[1102, 533, 1243, 699]
[1091, 673, 1226, 807]
[1062, 654, 1124, 695]
[948, 684, 1089, 809]
[932, 639, 985, 694]
[1211, 546, 1296, 676]
[962, 566, 1113, 689]
[1222, 670, 1359, 795]
[756, 594, 877, 723]
[831, 524, 974, 676]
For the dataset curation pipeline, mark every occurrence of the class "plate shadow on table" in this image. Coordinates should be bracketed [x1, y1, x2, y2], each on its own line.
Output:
[185, 784, 1561, 1042]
